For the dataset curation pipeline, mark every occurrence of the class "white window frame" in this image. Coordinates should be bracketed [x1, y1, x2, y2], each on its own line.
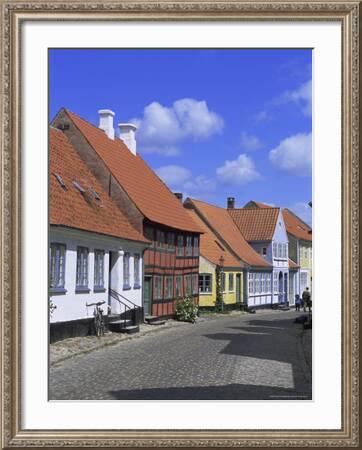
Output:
[93, 249, 104, 289]
[76, 246, 89, 290]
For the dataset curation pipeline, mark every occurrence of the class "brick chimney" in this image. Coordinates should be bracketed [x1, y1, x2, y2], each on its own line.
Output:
[118, 123, 137, 155]
[98, 109, 115, 140]
[174, 192, 183, 202]
[227, 197, 235, 209]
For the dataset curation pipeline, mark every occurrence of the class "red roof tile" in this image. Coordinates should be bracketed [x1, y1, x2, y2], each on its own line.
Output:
[64, 109, 201, 233]
[50, 127, 148, 244]
[283, 208, 312, 241]
[228, 207, 280, 241]
[186, 199, 271, 268]
[186, 209, 240, 267]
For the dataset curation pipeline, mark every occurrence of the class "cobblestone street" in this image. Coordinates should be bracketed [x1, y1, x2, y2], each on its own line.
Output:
[49, 310, 312, 400]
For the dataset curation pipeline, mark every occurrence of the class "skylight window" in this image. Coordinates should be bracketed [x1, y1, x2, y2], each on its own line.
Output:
[53, 173, 67, 189]
[88, 187, 100, 200]
[72, 180, 85, 193]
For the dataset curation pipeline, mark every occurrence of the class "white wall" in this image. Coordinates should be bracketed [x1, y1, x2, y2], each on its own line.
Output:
[49, 227, 146, 323]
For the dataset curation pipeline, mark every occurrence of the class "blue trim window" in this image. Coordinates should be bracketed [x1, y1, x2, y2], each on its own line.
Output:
[167, 232, 175, 252]
[193, 236, 199, 257]
[94, 250, 105, 291]
[185, 236, 193, 256]
[123, 252, 130, 289]
[164, 276, 173, 299]
[192, 274, 199, 294]
[175, 275, 183, 298]
[50, 243, 66, 292]
[185, 274, 192, 295]
[176, 235, 184, 256]
[76, 247, 89, 292]
[134, 254, 140, 288]
[154, 276, 163, 300]
[199, 274, 212, 293]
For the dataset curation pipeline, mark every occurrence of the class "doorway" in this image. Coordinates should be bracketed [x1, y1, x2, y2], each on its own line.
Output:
[143, 276, 152, 316]
[278, 271, 283, 303]
[236, 274, 241, 304]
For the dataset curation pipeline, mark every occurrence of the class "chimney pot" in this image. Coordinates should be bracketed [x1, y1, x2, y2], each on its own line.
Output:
[118, 123, 137, 155]
[98, 109, 115, 140]
[227, 197, 235, 209]
[174, 192, 183, 202]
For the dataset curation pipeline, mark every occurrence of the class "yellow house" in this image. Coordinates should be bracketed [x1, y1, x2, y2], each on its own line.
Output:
[187, 209, 243, 309]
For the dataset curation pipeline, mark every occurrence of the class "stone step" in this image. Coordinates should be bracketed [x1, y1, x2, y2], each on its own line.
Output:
[120, 325, 140, 334]
[148, 320, 166, 326]
[145, 315, 163, 324]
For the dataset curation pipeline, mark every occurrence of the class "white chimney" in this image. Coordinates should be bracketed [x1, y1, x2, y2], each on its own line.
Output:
[118, 123, 137, 155]
[98, 109, 115, 140]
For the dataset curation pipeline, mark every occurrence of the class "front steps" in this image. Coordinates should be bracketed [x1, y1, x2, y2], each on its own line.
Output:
[145, 315, 166, 326]
[108, 317, 140, 334]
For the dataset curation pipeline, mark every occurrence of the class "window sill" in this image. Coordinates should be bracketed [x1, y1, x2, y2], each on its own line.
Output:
[50, 287, 67, 295]
[200, 292, 212, 295]
[133, 284, 141, 289]
[94, 287, 106, 293]
[123, 285, 131, 291]
[75, 287, 90, 293]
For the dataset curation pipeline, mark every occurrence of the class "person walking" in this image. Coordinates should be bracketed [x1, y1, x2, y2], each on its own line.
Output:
[302, 287, 312, 312]
[295, 294, 301, 312]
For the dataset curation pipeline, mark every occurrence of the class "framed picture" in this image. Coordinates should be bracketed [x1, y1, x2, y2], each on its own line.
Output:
[0, 0, 359, 447]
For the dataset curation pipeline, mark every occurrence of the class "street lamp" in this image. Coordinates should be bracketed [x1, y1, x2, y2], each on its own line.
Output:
[219, 255, 225, 313]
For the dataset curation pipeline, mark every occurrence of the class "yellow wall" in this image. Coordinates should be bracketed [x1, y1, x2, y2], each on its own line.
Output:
[199, 256, 243, 307]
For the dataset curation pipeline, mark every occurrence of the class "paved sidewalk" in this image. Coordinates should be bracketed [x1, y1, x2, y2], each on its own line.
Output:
[50, 310, 250, 366]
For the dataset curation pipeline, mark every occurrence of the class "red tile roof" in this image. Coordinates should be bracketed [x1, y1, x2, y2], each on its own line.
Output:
[283, 208, 312, 241]
[244, 200, 312, 242]
[186, 209, 240, 267]
[50, 127, 148, 244]
[228, 207, 280, 241]
[186, 199, 271, 268]
[63, 109, 201, 233]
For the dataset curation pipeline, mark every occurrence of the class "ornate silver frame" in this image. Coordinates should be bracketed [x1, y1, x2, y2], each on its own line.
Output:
[0, 0, 359, 447]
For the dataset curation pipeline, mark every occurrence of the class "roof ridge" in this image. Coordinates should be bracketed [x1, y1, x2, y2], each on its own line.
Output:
[283, 207, 312, 230]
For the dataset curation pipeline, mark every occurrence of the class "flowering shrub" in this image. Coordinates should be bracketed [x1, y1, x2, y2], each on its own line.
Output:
[175, 296, 198, 323]
[49, 299, 57, 317]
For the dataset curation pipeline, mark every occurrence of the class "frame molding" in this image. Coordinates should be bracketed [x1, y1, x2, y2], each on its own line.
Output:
[0, 0, 359, 447]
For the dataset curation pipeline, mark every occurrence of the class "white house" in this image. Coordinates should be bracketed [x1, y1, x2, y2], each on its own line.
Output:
[229, 199, 297, 305]
[49, 127, 149, 341]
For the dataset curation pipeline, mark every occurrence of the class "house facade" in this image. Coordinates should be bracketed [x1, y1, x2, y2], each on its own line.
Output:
[244, 200, 311, 300]
[52, 108, 201, 319]
[230, 199, 291, 304]
[49, 128, 149, 341]
[282, 208, 312, 295]
[185, 198, 273, 308]
[187, 208, 243, 309]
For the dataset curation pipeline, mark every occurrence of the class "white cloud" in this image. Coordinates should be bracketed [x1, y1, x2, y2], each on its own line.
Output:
[240, 131, 263, 151]
[289, 202, 312, 226]
[184, 175, 217, 193]
[216, 154, 262, 185]
[155, 165, 192, 187]
[133, 98, 224, 156]
[279, 80, 312, 116]
[269, 132, 312, 176]
[155, 165, 216, 196]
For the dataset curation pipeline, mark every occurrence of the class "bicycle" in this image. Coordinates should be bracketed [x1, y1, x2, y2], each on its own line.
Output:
[86, 301, 106, 337]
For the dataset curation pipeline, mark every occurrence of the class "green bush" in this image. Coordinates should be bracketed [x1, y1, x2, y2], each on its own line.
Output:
[175, 296, 198, 323]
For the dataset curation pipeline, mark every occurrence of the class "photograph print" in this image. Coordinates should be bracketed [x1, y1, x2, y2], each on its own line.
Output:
[48, 49, 312, 401]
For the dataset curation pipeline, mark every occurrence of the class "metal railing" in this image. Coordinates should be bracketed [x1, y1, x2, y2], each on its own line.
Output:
[109, 288, 143, 327]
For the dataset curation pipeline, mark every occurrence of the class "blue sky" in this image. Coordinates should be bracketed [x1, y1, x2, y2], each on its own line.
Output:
[50, 49, 312, 224]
